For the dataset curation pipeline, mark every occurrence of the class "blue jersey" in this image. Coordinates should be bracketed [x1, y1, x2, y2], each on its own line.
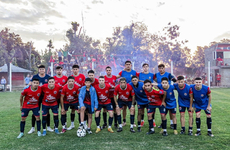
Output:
[129, 82, 149, 105]
[139, 72, 154, 83]
[190, 84, 211, 110]
[119, 70, 137, 83]
[155, 72, 174, 84]
[174, 83, 190, 107]
[32, 74, 50, 86]
[158, 84, 177, 109]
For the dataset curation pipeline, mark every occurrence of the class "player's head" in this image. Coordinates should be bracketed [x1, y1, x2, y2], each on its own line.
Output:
[119, 77, 127, 88]
[88, 70, 95, 80]
[55, 66, 63, 76]
[194, 77, 202, 88]
[99, 76, 105, 85]
[144, 79, 152, 92]
[177, 75, 185, 88]
[27, 74, 30, 77]
[67, 76, 75, 86]
[31, 78, 39, 89]
[85, 77, 92, 87]
[187, 79, 192, 85]
[125, 60, 132, 70]
[48, 77, 55, 88]
[72, 65, 79, 75]
[131, 75, 138, 86]
[158, 64, 165, 74]
[142, 63, 149, 72]
[38, 65, 45, 75]
[161, 77, 169, 89]
[105, 66, 112, 76]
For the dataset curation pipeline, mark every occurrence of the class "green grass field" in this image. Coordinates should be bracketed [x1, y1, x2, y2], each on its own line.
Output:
[0, 88, 230, 150]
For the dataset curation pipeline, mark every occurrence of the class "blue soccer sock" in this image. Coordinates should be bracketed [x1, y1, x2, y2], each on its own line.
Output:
[42, 116, 47, 130]
[36, 120, 41, 131]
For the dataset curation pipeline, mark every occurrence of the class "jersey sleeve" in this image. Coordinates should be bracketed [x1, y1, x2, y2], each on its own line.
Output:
[118, 71, 122, 76]
[153, 74, 157, 80]
[168, 73, 174, 80]
[136, 72, 139, 77]
[21, 89, 27, 96]
[114, 85, 119, 96]
[207, 87, 211, 94]
[189, 87, 193, 94]
[61, 86, 65, 96]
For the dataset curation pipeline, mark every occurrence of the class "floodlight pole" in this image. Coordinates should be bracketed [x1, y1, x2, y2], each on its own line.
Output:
[171, 61, 173, 85]
[51, 62, 54, 77]
[9, 63, 12, 92]
[208, 61, 210, 87]
[132, 62, 134, 70]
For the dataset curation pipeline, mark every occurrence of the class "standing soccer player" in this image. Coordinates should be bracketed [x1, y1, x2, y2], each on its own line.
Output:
[60, 76, 80, 133]
[189, 77, 214, 137]
[54, 66, 68, 87]
[129, 76, 149, 132]
[17, 78, 42, 138]
[41, 77, 62, 136]
[28, 65, 53, 134]
[143, 79, 167, 136]
[78, 78, 98, 134]
[88, 70, 99, 87]
[114, 77, 136, 133]
[94, 76, 115, 133]
[174, 75, 193, 135]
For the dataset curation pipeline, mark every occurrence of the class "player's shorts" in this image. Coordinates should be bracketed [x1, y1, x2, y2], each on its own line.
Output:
[147, 105, 166, 114]
[83, 103, 93, 114]
[64, 102, 79, 111]
[179, 106, 192, 113]
[110, 98, 116, 110]
[137, 104, 148, 110]
[217, 80, 220, 83]
[195, 108, 211, 115]
[42, 105, 59, 116]
[118, 100, 132, 109]
[38, 94, 44, 108]
[97, 103, 113, 111]
[166, 108, 177, 114]
[21, 107, 40, 118]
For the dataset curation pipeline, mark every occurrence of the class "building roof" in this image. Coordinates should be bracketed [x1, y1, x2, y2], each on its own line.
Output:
[0, 64, 32, 73]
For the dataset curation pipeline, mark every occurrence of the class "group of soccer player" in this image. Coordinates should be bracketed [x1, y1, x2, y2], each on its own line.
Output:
[17, 60, 214, 138]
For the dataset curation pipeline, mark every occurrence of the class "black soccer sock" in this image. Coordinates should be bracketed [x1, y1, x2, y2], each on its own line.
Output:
[32, 115, 36, 127]
[152, 113, 155, 120]
[95, 117, 100, 126]
[42, 116, 47, 129]
[47, 113, 50, 127]
[71, 113, 75, 122]
[123, 118, 126, 123]
[20, 121, 25, 133]
[109, 117, 113, 126]
[138, 121, 141, 127]
[78, 113, 81, 124]
[37, 120, 41, 131]
[162, 119, 167, 129]
[54, 116, 59, 128]
[130, 115, 134, 125]
[141, 114, 144, 120]
[196, 118, 201, 129]
[117, 115, 122, 124]
[61, 114, 66, 126]
[189, 126, 193, 131]
[148, 119, 153, 129]
[114, 113, 118, 125]
[207, 118, 212, 130]
[173, 124, 177, 130]
[103, 112, 107, 125]
[182, 127, 185, 131]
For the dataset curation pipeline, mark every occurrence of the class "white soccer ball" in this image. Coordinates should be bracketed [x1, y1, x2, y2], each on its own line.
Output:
[77, 129, 86, 137]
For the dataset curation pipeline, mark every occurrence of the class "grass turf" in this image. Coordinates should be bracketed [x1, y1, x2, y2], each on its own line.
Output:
[0, 88, 230, 150]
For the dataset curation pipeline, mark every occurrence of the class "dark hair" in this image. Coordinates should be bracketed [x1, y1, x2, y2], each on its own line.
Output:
[161, 77, 168, 82]
[48, 77, 55, 81]
[38, 65, 45, 68]
[105, 66, 111, 70]
[158, 64, 165, 68]
[131, 75, 138, 80]
[85, 78, 92, 82]
[67, 76, 75, 81]
[56, 66, 63, 70]
[177, 75, 184, 81]
[32, 78, 39, 82]
[119, 77, 126, 82]
[125, 60, 132, 64]
[99, 76, 104, 79]
[142, 63, 149, 67]
[88, 70, 94, 74]
[194, 77, 202, 80]
[72, 65, 79, 69]
[144, 79, 151, 84]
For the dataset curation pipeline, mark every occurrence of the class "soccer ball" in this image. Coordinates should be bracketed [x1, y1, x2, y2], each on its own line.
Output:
[77, 129, 86, 137]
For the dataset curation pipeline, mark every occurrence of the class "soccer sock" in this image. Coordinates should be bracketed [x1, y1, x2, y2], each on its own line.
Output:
[20, 121, 25, 133]
[71, 113, 75, 122]
[95, 117, 100, 126]
[123, 118, 126, 123]
[170, 120, 173, 125]
[47, 113, 50, 127]
[32, 115, 36, 127]
[54, 116, 59, 128]
[130, 115, 134, 125]
[182, 127, 185, 131]
[196, 118, 201, 131]
[61, 114, 66, 126]
[109, 117, 113, 127]
[117, 115, 122, 125]
[78, 113, 81, 124]
[162, 119, 167, 130]
[173, 124, 177, 130]
[36, 120, 41, 132]
[138, 121, 141, 128]
[42, 116, 47, 129]
[114, 113, 118, 125]
[152, 113, 155, 120]
[207, 118, 212, 131]
[141, 114, 144, 121]
[148, 119, 153, 130]
[189, 126, 193, 131]
[103, 112, 107, 125]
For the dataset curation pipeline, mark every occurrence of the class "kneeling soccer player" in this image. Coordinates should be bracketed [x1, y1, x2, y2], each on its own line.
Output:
[17, 78, 42, 138]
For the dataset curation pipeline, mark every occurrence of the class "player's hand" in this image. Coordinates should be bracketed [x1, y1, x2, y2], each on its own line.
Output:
[61, 108, 65, 114]
[206, 106, 212, 112]
[94, 108, 97, 111]
[161, 102, 166, 107]
[130, 105, 135, 111]
[116, 105, 120, 112]
[189, 107, 194, 113]
[20, 106, 22, 111]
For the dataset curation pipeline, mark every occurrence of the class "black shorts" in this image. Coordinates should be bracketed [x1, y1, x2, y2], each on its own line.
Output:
[111, 98, 116, 109]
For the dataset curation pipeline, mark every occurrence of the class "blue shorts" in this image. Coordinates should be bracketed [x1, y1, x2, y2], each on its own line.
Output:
[137, 104, 148, 110]
[21, 107, 40, 118]
[42, 105, 59, 116]
[195, 108, 211, 115]
[179, 106, 192, 113]
[118, 100, 132, 109]
[166, 108, 177, 114]
[97, 103, 113, 111]
[64, 102, 79, 111]
[147, 105, 166, 114]
[84, 103, 93, 114]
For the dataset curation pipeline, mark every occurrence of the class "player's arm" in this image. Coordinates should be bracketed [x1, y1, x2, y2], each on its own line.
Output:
[189, 91, 194, 112]
[20, 95, 24, 111]
[131, 95, 135, 106]
[161, 91, 166, 107]
[207, 88, 212, 112]
[60, 94, 65, 113]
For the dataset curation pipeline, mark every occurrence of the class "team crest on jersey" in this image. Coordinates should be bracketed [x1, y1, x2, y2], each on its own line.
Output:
[184, 93, 187, 96]
[159, 91, 163, 94]
[140, 90, 143, 93]
[149, 77, 151, 79]
[54, 91, 57, 94]
[73, 91, 76, 94]
[62, 79, 65, 83]
[45, 79, 47, 82]
[105, 90, 108, 93]
[201, 94, 204, 97]
[79, 78, 82, 81]
[37, 93, 40, 97]
[131, 75, 133, 77]
[126, 92, 129, 95]
[170, 92, 172, 95]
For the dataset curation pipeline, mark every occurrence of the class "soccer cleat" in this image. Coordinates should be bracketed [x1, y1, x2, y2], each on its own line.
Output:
[174, 130, 178, 135]
[180, 130, 185, 134]
[102, 124, 107, 129]
[42, 130, 47, 136]
[55, 129, 60, 134]
[28, 128, 35, 134]
[158, 124, 162, 128]
[87, 129, 92, 134]
[67, 125, 75, 131]
[170, 124, 174, 129]
[114, 124, 118, 129]
[61, 128, 66, 133]
[78, 124, 84, 130]
[108, 128, 114, 133]
[130, 128, 135, 133]
[146, 130, 155, 135]
[141, 120, 144, 127]
[153, 122, 156, 128]
[84, 124, 88, 130]
[162, 131, 168, 136]
[117, 127, 123, 132]
[195, 131, 201, 136]
[137, 127, 141, 132]
[37, 131, 42, 137]
[47, 127, 54, 132]
[188, 130, 193, 136]
[160, 129, 164, 134]
[133, 123, 136, 127]
[122, 122, 126, 127]
[17, 132, 24, 139]
[207, 131, 214, 137]
[95, 128, 101, 133]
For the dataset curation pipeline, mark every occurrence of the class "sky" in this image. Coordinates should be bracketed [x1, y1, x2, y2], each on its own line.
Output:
[1, 0, 230, 53]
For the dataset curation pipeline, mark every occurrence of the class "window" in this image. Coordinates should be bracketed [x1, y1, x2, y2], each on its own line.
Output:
[224, 51, 230, 58]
